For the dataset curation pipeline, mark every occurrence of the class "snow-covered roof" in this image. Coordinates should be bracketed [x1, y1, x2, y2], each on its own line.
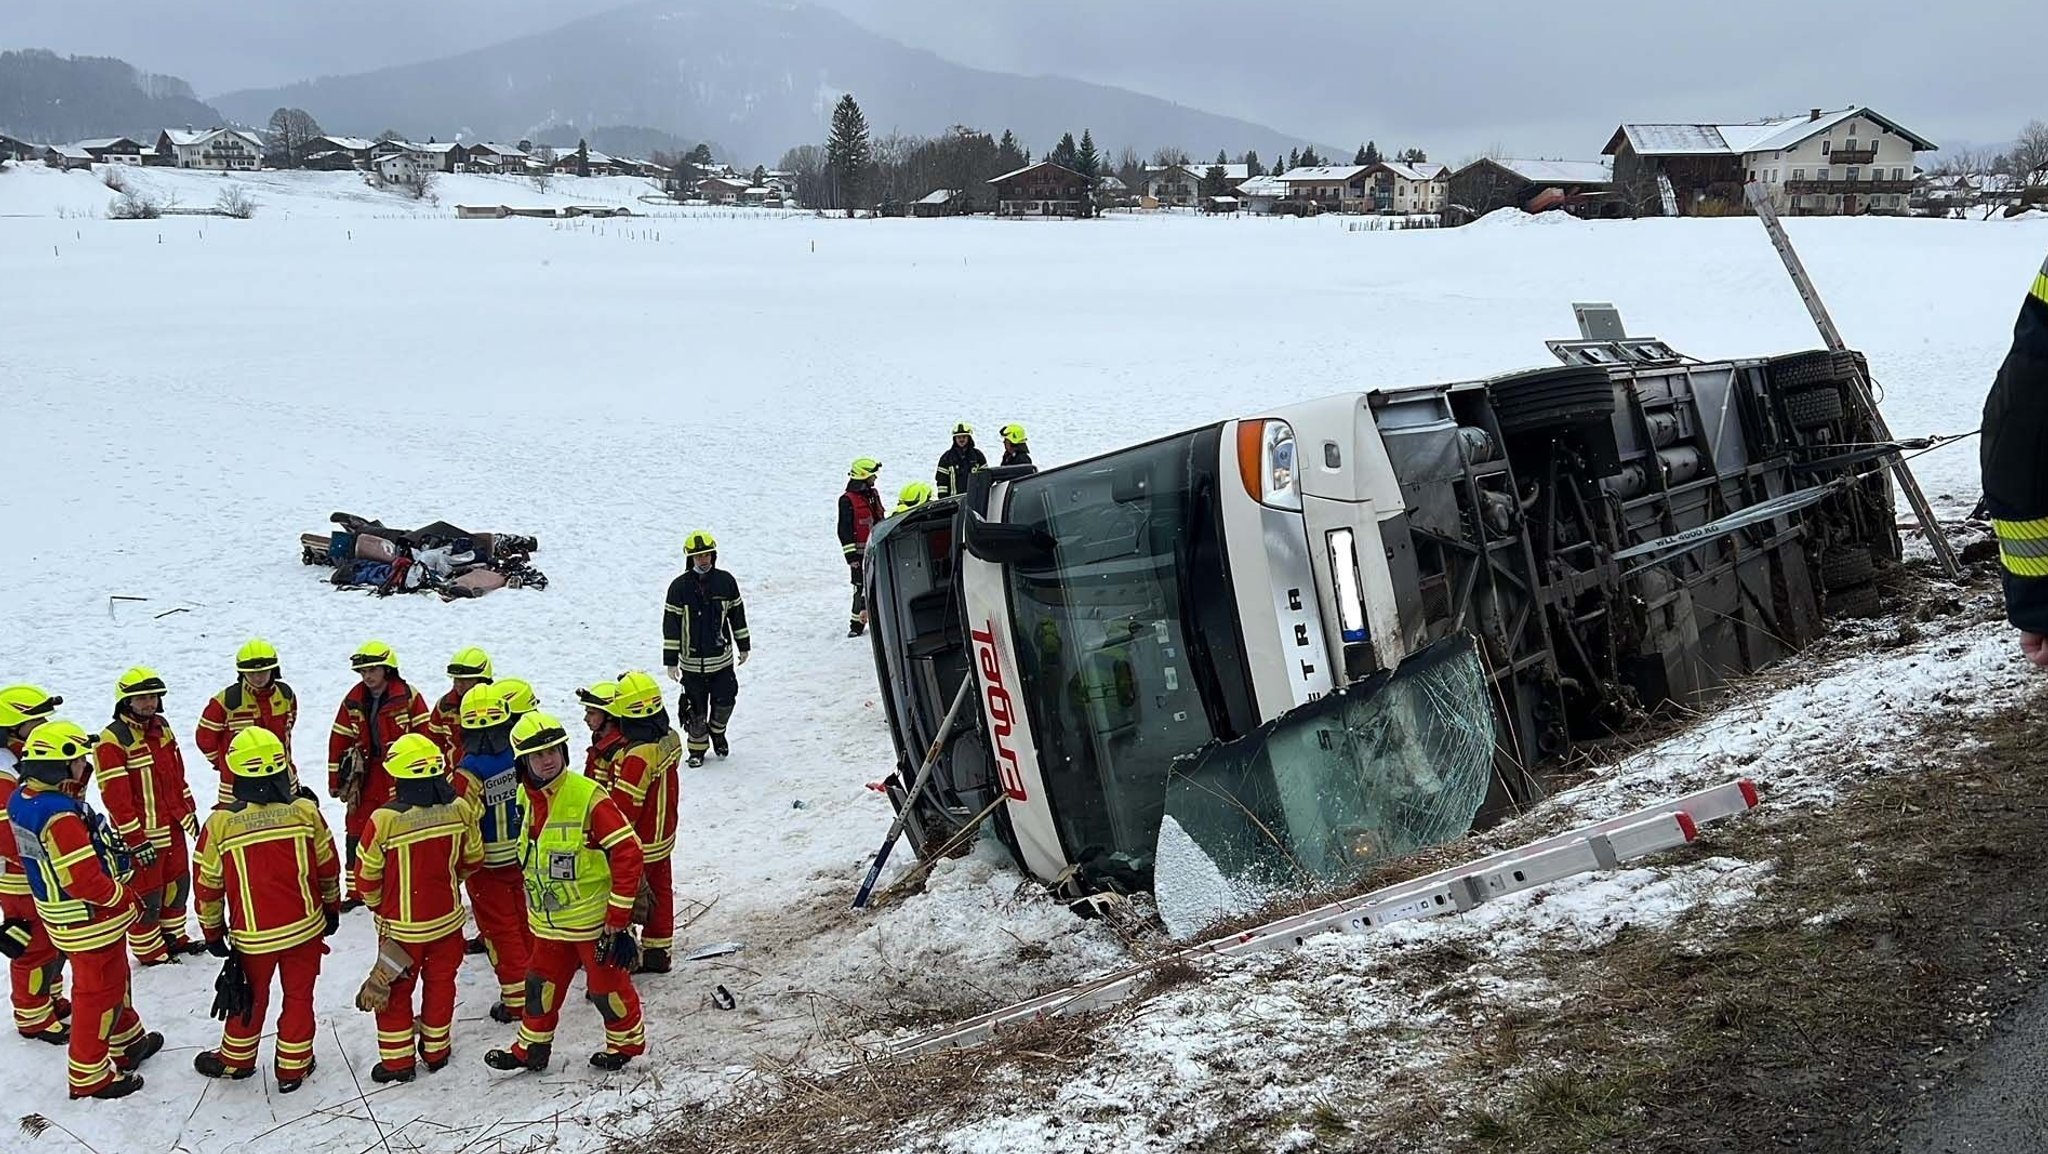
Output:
[987, 161, 1084, 184]
[917, 188, 959, 204]
[1207, 196, 1240, 204]
[160, 127, 262, 150]
[1379, 161, 1447, 181]
[742, 186, 771, 195]
[469, 143, 528, 158]
[697, 176, 749, 189]
[1149, 162, 1249, 181]
[315, 136, 377, 152]
[48, 146, 92, 160]
[1611, 109, 1938, 159]
[73, 137, 141, 152]
[407, 142, 463, 154]
[1096, 175, 1127, 191]
[1491, 158, 1613, 185]
[1235, 175, 1287, 196]
[1279, 165, 1368, 182]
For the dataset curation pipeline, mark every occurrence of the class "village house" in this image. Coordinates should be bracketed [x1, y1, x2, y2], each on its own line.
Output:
[1277, 165, 1371, 212]
[1359, 161, 1448, 214]
[1233, 174, 1287, 214]
[1603, 107, 1935, 216]
[73, 137, 147, 165]
[43, 145, 95, 172]
[913, 188, 965, 217]
[301, 135, 377, 170]
[0, 133, 38, 162]
[463, 142, 531, 175]
[372, 151, 431, 186]
[1143, 162, 1249, 208]
[1444, 157, 1616, 222]
[696, 176, 749, 205]
[989, 161, 1090, 218]
[156, 127, 264, 171]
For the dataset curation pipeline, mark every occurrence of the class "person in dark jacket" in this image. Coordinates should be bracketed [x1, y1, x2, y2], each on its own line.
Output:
[999, 424, 1035, 470]
[662, 533, 752, 767]
[1983, 252, 2048, 669]
[838, 458, 888, 638]
[935, 423, 986, 501]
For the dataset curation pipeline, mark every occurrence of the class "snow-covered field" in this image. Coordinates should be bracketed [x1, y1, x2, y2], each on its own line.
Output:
[1, 164, 2043, 1153]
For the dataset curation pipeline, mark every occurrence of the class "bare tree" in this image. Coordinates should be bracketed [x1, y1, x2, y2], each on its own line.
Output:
[530, 145, 556, 191]
[2013, 120, 2048, 184]
[1150, 146, 1191, 167]
[215, 185, 257, 218]
[778, 143, 828, 209]
[265, 107, 324, 169]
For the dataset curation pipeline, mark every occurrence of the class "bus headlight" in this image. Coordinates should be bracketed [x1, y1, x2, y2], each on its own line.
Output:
[1327, 528, 1369, 644]
[1237, 419, 1301, 511]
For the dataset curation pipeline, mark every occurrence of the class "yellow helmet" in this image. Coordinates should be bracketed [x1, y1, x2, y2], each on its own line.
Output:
[225, 727, 289, 779]
[385, 733, 446, 781]
[495, 678, 538, 716]
[951, 422, 974, 437]
[510, 711, 571, 759]
[848, 457, 882, 481]
[446, 647, 494, 680]
[460, 683, 511, 730]
[606, 671, 665, 719]
[684, 530, 718, 559]
[1001, 423, 1028, 445]
[576, 681, 621, 711]
[236, 639, 280, 673]
[21, 720, 92, 763]
[0, 685, 63, 730]
[115, 667, 167, 703]
[894, 481, 934, 512]
[349, 640, 398, 672]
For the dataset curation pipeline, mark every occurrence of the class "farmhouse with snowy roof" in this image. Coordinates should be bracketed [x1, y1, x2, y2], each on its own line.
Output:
[73, 137, 146, 165]
[989, 161, 1090, 218]
[1143, 162, 1249, 207]
[1277, 165, 1370, 211]
[1444, 157, 1617, 223]
[1603, 106, 1936, 217]
[155, 127, 263, 170]
[1359, 160, 1448, 214]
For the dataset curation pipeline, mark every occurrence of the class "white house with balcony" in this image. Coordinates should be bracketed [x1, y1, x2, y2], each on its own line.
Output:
[1605, 107, 1934, 216]
[156, 127, 264, 171]
[1359, 161, 1448, 214]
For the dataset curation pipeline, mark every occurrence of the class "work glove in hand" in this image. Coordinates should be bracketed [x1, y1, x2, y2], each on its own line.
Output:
[210, 948, 255, 1022]
[736, 650, 750, 667]
[130, 841, 159, 868]
[596, 928, 641, 971]
[205, 935, 231, 958]
[323, 907, 341, 937]
[0, 919, 32, 960]
[665, 666, 683, 684]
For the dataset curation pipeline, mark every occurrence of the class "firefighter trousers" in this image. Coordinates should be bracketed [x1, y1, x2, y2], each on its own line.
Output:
[513, 937, 645, 1059]
[156, 827, 194, 948]
[641, 855, 675, 951]
[69, 938, 143, 1097]
[677, 668, 739, 757]
[124, 828, 193, 963]
[848, 562, 867, 626]
[375, 931, 462, 1074]
[466, 864, 532, 1011]
[1, 891, 65, 1040]
[218, 937, 323, 1079]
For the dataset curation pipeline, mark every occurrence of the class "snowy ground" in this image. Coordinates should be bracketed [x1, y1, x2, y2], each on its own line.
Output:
[1, 166, 2043, 1153]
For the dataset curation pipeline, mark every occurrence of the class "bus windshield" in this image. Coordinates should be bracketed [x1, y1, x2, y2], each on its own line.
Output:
[999, 427, 1252, 883]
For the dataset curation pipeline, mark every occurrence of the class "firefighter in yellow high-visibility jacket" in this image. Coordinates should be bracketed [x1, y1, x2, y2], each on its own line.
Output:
[1983, 252, 2048, 669]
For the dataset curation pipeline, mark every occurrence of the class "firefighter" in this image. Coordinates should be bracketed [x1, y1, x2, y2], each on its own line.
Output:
[839, 457, 888, 637]
[8, 720, 164, 1099]
[1984, 251, 2048, 669]
[354, 734, 483, 1083]
[94, 668, 203, 965]
[603, 673, 681, 973]
[999, 423, 1035, 470]
[328, 641, 431, 910]
[427, 648, 494, 764]
[893, 481, 934, 515]
[496, 679, 540, 720]
[193, 728, 341, 1092]
[663, 531, 752, 768]
[577, 682, 626, 790]
[485, 711, 646, 1074]
[452, 683, 533, 1022]
[195, 639, 300, 808]
[0, 685, 70, 1047]
[934, 422, 987, 501]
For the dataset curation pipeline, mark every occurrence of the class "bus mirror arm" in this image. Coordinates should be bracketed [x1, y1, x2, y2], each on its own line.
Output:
[963, 513, 1057, 568]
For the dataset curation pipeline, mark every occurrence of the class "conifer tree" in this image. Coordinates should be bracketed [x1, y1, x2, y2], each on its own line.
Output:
[827, 93, 873, 216]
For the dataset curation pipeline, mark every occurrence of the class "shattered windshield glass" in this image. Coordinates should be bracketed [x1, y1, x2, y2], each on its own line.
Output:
[1153, 633, 1495, 939]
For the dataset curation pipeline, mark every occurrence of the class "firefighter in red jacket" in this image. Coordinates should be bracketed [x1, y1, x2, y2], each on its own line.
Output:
[94, 668, 204, 966]
[485, 711, 646, 1074]
[328, 641, 431, 910]
[603, 673, 681, 972]
[1984, 251, 2048, 668]
[355, 734, 484, 1082]
[839, 457, 888, 637]
[0, 685, 70, 1047]
[426, 648, 494, 764]
[193, 727, 341, 1092]
[577, 681, 626, 790]
[195, 640, 301, 807]
[8, 720, 165, 1100]
[452, 683, 533, 1022]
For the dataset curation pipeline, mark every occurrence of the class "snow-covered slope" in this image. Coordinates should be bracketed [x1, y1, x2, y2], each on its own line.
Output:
[0, 177, 2042, 1152]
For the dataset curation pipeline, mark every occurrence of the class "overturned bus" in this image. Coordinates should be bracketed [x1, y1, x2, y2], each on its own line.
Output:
[865, 325, 1901, 908]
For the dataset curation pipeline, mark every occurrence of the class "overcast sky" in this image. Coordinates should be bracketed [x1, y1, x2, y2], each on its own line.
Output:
[6, 0, 2039, 159]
